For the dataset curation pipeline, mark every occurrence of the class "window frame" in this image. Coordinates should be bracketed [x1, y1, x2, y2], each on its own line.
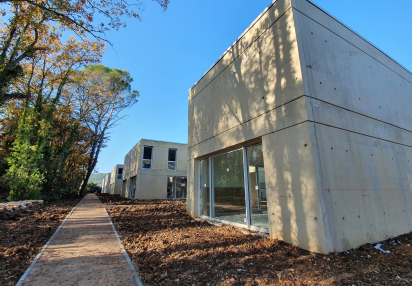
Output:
[142, 146, 153, 170]
[197, 143, 269, 233]
[168, 148, 177, 171]
[117, 168, 123, 180]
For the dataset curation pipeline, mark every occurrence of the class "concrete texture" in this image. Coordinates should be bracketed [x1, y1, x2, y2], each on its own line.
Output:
[21, 194, 137, 286]
[101, 173, 110, 194]
[187, 0, 412, 254]
[109, 164, 124, 195]
[123, 139, 188, 200]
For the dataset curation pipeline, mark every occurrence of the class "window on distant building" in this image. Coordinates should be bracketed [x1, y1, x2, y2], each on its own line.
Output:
[143, 146, 153, 169]
[168, 149, 177, 170]
[117, 168, 123, 180]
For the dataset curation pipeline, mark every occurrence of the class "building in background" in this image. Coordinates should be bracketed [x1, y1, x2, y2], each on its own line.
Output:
[109, 164, 124, 195]
[122, 139, 188, 200]
[187, 0, 412, 254]
[101, 173, 111, 194]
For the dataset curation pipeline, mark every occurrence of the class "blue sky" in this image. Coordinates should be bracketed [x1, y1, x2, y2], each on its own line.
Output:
[96, 0, 412, 173]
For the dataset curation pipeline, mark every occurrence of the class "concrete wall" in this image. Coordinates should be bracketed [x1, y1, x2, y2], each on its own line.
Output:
[102, 174, 111, 194]
[123, 139, 188, 200]
[109, 164, 124, 195]
[187, 0, 308, 221]
[187, 0, 412, 254]
[293, 0, 412, 252]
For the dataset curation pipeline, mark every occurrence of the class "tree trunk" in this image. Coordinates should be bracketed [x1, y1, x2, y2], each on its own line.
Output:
[78, 131, 105, 197]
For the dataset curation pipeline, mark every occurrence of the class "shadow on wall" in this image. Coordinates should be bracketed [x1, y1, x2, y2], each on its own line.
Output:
[190, 1, 319, 251]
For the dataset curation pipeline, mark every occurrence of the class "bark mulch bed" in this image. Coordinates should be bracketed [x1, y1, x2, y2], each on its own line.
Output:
[97, 193, 185, 206]
[0, 197, 83, 286]
[104, 195, 412, 286]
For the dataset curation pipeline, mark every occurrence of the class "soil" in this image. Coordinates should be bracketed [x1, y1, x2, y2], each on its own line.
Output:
[98, 193, 186, 206]
[103, 195, 412, 286]
[0, 197, 83, 286]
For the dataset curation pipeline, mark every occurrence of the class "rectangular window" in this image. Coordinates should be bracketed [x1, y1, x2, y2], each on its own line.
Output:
[168, 149, 177, 170]
[199, 144, 268, 231]
[167, 176, 187, 199]
[117, 168, 123, 180]
[142, 146, 153, 169]
[212, 149, 246, 225]
[200, 159, 210, 216]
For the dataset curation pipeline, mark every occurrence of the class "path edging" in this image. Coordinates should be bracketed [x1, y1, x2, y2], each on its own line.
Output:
[15, 196, 86, 286]
[98, 197, 144, 286]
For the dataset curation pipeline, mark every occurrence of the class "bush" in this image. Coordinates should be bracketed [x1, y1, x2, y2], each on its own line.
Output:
[85, 182, 101, 193]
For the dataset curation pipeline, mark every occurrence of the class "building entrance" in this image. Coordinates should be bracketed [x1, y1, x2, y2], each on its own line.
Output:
[167, 177, 187, 199]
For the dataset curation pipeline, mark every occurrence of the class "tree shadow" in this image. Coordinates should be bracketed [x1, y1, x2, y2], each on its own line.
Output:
[188, 0, 316, 253]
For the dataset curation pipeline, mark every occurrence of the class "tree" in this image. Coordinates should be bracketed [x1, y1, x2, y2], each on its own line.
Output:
[2, 34, 103, 200]
[0, 0, 168, 104]
[73, 64, 139, 197]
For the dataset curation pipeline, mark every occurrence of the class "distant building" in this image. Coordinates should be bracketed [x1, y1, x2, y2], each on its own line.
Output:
[122, 139, 188, 200]
[101, 173, 111, 194]
[109, 164, 124, 195]
[187, 0, 412, 254]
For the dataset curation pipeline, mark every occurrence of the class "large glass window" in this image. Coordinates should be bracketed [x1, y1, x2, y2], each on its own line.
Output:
[168, 149, 177, 170]
[130, 176, 136, 199]
[200, 159, 210, 216]
[117, 168, 123, 180]
[142, 146, 153, 169]
[212, 149, 246, 225]
[167, 177, 174, 199]
[199, 144, 268, 231]
[246, 145, 268, 229]
[167, 176, 187, 199]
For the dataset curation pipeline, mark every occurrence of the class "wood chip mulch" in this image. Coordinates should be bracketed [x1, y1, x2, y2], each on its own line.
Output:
[102, 195, 412, 286]
[0, 197, 83, 286]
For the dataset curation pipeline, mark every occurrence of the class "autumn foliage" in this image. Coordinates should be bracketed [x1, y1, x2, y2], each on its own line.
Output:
[0, 0, 160, 200]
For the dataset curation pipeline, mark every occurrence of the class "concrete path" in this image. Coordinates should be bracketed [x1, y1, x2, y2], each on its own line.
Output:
[20, 194, 138, 286]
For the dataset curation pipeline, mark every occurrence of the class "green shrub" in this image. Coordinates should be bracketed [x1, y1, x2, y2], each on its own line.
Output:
[85, 182, 101, 193]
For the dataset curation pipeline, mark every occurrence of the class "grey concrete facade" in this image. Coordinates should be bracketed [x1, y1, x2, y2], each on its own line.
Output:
[123, 139, 188, 200]
[187, 0, 412, 254]
[101, 174, 111, 194]
[109, 164, 124, 195]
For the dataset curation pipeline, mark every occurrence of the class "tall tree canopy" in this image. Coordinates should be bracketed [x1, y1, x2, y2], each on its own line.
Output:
[0, 0, 168, 104]
[73, 64, 139, 197]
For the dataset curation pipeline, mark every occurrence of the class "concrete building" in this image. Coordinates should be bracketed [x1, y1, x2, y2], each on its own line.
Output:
[109, 164, 124, 195]
[101, 173, 111, 194]
[122, 139, 188, 200]
[187, 0, 412, 254]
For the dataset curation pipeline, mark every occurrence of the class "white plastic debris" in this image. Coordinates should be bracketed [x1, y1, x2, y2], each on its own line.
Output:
[374, 243, 391, 254]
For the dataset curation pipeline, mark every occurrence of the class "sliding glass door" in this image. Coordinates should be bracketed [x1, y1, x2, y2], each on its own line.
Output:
[199, 144, 268, 230]
[200, 159, 210, 216]
[246, 145, 268, 229]
[212, 149, 246, 225]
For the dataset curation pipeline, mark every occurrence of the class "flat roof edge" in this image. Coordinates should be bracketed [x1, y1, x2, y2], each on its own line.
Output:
[139, 139, 188, 145]
[304, 0, 412, 76]
[189, 0, 411, 94]
[188, 0, 278, 92]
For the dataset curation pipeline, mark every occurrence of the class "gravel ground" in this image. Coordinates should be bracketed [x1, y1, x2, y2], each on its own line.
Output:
[0, 197, 83, 286]
[101, 194, 412, 286]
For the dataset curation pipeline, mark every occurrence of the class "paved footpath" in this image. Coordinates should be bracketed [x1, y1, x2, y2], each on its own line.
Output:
[20, 194, 138, 286]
